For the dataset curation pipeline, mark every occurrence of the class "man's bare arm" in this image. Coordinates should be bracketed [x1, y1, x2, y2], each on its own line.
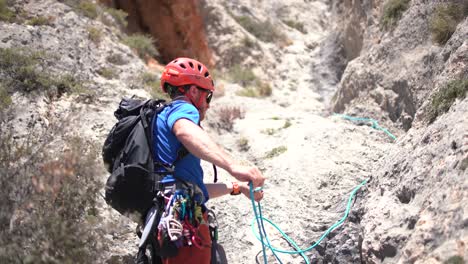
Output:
[173, 118, 265, 187]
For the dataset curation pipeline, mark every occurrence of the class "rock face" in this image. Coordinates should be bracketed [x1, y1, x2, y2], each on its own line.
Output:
[108, 0, 214, 66]
[331, 0, 467, 131]
[328, 0, 468, 263]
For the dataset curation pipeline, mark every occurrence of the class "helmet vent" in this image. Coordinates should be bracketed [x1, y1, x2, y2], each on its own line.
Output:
[173, 59, 178, 63]
[204, 72, 210, 77]
[197, 64, 202, 71]
[188, 62, 194, 69]
[179, 63, 186, 69]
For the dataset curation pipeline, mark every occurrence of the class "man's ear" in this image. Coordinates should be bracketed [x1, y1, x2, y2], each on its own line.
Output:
[187, 85, 198, 97]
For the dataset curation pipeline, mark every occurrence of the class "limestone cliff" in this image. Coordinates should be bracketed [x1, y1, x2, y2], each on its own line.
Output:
[103, 0, 214, 66]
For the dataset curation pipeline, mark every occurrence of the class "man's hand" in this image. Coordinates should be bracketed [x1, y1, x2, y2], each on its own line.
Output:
[228, 164, 266, 189]
[239, 182, 264, 202]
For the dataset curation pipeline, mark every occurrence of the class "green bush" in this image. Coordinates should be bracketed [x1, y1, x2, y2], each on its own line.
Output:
[0, 118, 104, 263]
[264, 146, 287, 159]
[236, 87, 258, 97]
[88, 26, 102, 43]
[0, 48, 48, 93]
[0, 48, 87, 98]
[233, 15, 285, 43]
[237, 137, 250, 151]
[283, 19, 307, 34]
[0, 0, 14, 22]
[236, 79, 272, 98]
[78, 1, 98, 19]
[123, 34, 158, 59]
[228, 64, 257, 86]
[105, 7, 128, 28]
[27, 16, 51, 26]
[428, 79, 468, 123]
[98, 67, 117, 79]
[381, 0, 410, 29]
[241, 37, 260, 49]
[444, 256, 465, 264]
[430, 3, 467, 45]
[0, 83, 11, 110]
[140, 72, 168, 100]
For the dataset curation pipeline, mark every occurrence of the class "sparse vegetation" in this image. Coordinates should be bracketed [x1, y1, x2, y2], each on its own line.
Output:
[140, 71, 168, 100]
[261, 120, 292, 136]
[78, 1, 98, 19]
[262, 128, 277, 136]
[264, 146, 287, 159]
[241, 37, 260, 49]
[283, 19, 307, 34]
[0, 0, 14, 22]
[0, 115, 104, 263]
[27, 16, 52, 26]
[216, 106, 245, 131]
[460, 157, 468, 171]
[0, 48, 87, 99]
[232, 14, 285, 43]
[236, 87, 258, 97]
[227, 65, 272, 97]
[236, 80, 272, 98]
[88, 26, 102, 43]
[427, 79, 468, 123]
[430, 3, 468, 45]
[123, 34, 158, 59]
[228, 64, 257, 86]
[257, 81, 272, 96]
[107, 53, 127, 65]
[444, 256, 465, 264]
[381, 0, 410, 29]
[237, 137, 250, 151]
[0, 83, 11, 110]
[105, 7, 128, 28]
[98, 67, 117, 79]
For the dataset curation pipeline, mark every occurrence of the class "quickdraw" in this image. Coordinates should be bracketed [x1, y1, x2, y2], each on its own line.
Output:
[158, 179, 206, 249]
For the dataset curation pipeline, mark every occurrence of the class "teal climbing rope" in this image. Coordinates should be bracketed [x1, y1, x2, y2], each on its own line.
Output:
[333, 113, 397, 141]
[249, 179, 369, 263]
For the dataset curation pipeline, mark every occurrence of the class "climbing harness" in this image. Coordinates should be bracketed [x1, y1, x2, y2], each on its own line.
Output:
[157, 178, 207, 255]
[249, 179, 369, 264]
[333, 113, 397, 141]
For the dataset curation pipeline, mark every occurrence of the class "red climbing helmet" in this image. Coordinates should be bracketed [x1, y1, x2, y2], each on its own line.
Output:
[160, 57, 214, 93]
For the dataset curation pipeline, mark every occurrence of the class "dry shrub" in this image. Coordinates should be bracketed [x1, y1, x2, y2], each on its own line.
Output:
[381, 0, 410, 29]
[0, 112, 104, 263]
[216, 106, 245, 131]
[0, 47, 89, 100]
[430, 3, 468, 45]
[237, 137, 250, 152]
[427, 79, 468, 123]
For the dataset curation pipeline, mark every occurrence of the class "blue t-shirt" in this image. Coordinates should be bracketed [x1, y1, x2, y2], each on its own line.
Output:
[152, 100, 209, 203]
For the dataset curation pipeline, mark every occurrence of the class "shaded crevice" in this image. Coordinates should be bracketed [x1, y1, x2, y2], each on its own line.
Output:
[396, 186, 415, 204]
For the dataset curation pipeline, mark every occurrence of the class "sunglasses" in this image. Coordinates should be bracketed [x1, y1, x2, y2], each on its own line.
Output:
[197, 87, 213, 104]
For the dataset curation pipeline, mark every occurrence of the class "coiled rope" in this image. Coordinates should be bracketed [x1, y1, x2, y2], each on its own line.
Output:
[249, 179, 369, 264]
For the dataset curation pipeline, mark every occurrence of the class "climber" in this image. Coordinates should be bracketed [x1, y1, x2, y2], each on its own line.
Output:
[139, 57, 266, 264]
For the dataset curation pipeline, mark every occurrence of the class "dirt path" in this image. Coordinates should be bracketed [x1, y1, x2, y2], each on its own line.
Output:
[203, 2, 396, 262]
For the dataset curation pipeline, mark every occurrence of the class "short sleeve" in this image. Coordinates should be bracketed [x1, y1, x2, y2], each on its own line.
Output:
[166, 102, 200, 129]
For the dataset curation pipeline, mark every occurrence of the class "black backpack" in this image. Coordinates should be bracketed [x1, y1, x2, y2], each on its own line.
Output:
[102, 97, 168, 218]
